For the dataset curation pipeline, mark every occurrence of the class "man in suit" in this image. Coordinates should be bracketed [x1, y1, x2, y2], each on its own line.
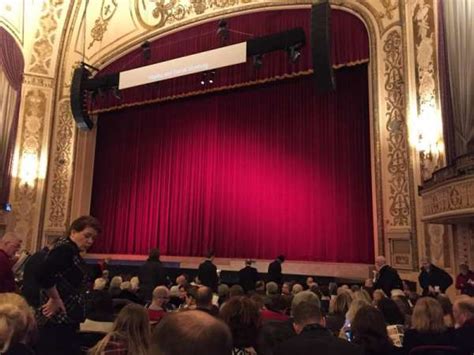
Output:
[139, 248, 168, 302]
[419, 257, 453, 296]
[268, 255, 285, 285]
[198, 251, 218, 292]
[238, 259, 259, 293]
[373, 255, 402, 296]
[275, 301, 363, 355]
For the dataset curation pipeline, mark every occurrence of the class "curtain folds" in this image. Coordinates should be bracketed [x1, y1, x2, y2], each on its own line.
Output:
[0, 28, 24, 204]
[442, 0, 474, 156]
[90, 65, 374, 263]
[92, 9, 369, 113]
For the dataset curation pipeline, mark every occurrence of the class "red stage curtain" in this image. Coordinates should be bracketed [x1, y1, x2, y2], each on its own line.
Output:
[91, 65, 374, 263]
[92, 9, 369, 113]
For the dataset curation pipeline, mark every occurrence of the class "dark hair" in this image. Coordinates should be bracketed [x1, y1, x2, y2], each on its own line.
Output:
[87, 290, 114, 322]
[256, 321, 295, 355]
[352, 306, 393, 355]
[220, 296, 260, 348]
[229, 284, 245, 298]
[277, 255, 285, 262]
[206, 250, 215, 259]
[66, 215, 102, 237]
[148, 248, 160, 261]
[436, 295, 453, 316]
[151, 311, 232, 355]
[292, 301, 322, 325]
[196, 286, 213, 307]
[376, 298, 405, 325]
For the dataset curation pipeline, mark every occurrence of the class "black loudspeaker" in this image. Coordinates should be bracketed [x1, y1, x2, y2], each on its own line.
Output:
[311, 0, 336, 91]
[70, 66, 93, 130]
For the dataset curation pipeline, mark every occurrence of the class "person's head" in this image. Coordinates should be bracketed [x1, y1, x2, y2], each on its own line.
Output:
[291, 290, 320, 317]
[459, 263, 469, 275]
[229, 284, 244, 298]
[120, 281, 132, 291]
[245, 259, 253, 266]
[292, 301, 323, 334]
[346, 299, 370, 324]
[453, 296, 474, 328]
[292, 284, 304, 295]
[353, 290, 372, 304]
[110, 276, 123, 289]
[375, 255, 386, 271]
[306, 276, 315, 287]
[256, 318, 296, 355]
[148, 248, 160, 261]
[266, 282, 279, 296]
[0, 232, 22, 258]
[218, 284, 230, 298]
[375, 297, 405, 325]
[255, 280, 265, 293]
[151, 311, 232, 355]
[352, 306, 393, 354]
[281, 282, 291, 295]
[91, 303, 150, 355]
[178, 285, 187, 300]
[185, 286, 198, 306]
[196, 286, 213, 308]
[93, 277, 107, 291]
[66, 216, 102, 252]
[176, 274, 187, 286]
[102, 269, 110, 280]
[0, 293, 35, 353]
[206, 250, 215, 261]
[421, 257, 431, 271]
[412, 297, 446, 333]
[220, 296, 261, 348]
[331, 292, 352, 315]
[152, 286, 170, 308]
[372, 289, 387, 303]
[130, 276, 139, 291]
[277, 255, 285, 264]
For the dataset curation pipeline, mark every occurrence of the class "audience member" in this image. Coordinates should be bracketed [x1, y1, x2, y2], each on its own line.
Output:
[436, 294, 455, 328]
[181, 285, 198, 310]
[340, 299, 370, 340]
[267, 255, 285, 285]
[175, 274, 188, 287]
[292, 284, 303, 295]
[147, 286, 169, 323]
[453, 296, 474, 355]
[197, 251, 218, 292]
[353, 290, 372, 305]
[239, 259, 259, 293]
[418, 257, 453, 296]
[326, 292, 352, 336]
[109, 276, 123, 298]
[0, 232, 22, 293]
[256, 319, 295, 355]
[150, 310, 232, 355]
[0, 293, 36, 355]
[254, 294, 290, 323]
[117, 281, 143, 304]
[255, 280, 266, 296]
[403, 297, 454, 353]
[319, 285, 331, 315]
[36, 215, 102, 355]
[351, 305, 402, 355]
[89, 303, 150, 355]
[306, 276, 317, 289]
[402, 280, 419, 307]
[229, 284, 245, 298]
[195, 286, 219, 317]
[217, 283, 230, 306]
[373, 256, 402, 298]
[275, 301, 363, 355]
[455, 263, 474, 296]
[372, 289, 386, 304]
[266, 282, 279, 297]
[83, 286, 114, 332]
[281, 282, 291, 296]
[374, 298, 405, 346]
[138, 248, 167, 302]
[130, 276, 140, 293]
[220, 296, 261, 354]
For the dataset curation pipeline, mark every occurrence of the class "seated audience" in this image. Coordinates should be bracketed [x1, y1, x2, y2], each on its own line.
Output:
[150, 310, 232, 355]
[340, 299, 371, 340]
[436, 294, 455, 328]
[0, 293, 36, 355]
[180, 285, 198, 310]
[130, 276, 140, 293]
[281, 282, 291, 296]
[306, 276, 317, 289]
[275, 301, 363, 355]
[89, 303, 150, 355]
[402, 280, 419, 307]
[251, 294, 289, 323]
[229, 284, 245, 298]
[403, 297, 455, 353]
[256, 320, 295, 355]
[117, 281, 143, 304]
[353, 290, 372, 305]
[220, 296, 261, 354]
[326, 292, 352, 336]
[455, 264, 474, 296]
[168, 285, 184, 309]
[0, 233, 22, 293]
[109, 276, 123, 298]
[195, 286, 219, 316]
[351, 305, 402, 355]
[217, 284, 230, 306]
[372, 289, 387, 304]
[266, 282, 279, 297]
[82, 289, 114, 333]
[292, 284, 304, 295]
[453, 296, 474, 355]
[291, 290, 320, 315]
[418, 257, 453, 296]
[374, 298, 405, 347]
[147, 286, 170, 323]
[255, 281, 266, 296]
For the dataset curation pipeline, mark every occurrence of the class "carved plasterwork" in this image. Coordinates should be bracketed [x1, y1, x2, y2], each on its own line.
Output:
[383, 30, 411, 227]
[0, 0, 24, 44]
[88, 0, 119, 49]
[28, 0, 66, 75]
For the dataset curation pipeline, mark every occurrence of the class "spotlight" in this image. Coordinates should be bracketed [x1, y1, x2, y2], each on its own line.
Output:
[217, 19, 229, 44]
[252, 54, 263, 69]
[200, 72, 207, 85]
[112, 86, 122, 100]
[141, 41, 151, 60]
[288, 44, 302, 63]
[208, 71, 215, 84]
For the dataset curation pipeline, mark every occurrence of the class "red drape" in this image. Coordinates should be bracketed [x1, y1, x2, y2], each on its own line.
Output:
[0, 28, 24, 204]
[91, 65, 374, 263]
[92, 9, 369, 113]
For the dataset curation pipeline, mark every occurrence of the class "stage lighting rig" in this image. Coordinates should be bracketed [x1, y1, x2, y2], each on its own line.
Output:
[288, 44, 302, 63]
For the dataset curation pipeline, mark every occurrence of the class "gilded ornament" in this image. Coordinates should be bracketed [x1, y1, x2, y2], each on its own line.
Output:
[88, 0, 118, 49]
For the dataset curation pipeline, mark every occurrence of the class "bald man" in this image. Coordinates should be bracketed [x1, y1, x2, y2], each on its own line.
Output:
[0, 232, 22, 292]
[150, 310, 232, 355]
[373, 255, 402, 297]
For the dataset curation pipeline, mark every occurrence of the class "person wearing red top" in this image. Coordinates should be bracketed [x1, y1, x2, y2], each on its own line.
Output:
[455, 264, 474, 296]
[0, 232, 22, 293]
[147, 285, 169, 323]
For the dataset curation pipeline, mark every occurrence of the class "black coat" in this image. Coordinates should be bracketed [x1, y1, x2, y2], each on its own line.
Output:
[198, 259, 218, 291]
[22, 247, 49, 307]
[138, 259, 167, 301]
[238, 266, 259, 292]
[418, 264, 453, 295]
[373, 265, 402, 296]
[268, 260, 283, 284]
[455, 320, 474, 355]
[275, 324, 364, 355]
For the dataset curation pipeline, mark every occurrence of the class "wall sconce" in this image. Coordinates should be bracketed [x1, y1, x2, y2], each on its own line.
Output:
[19, 152, 39, 187]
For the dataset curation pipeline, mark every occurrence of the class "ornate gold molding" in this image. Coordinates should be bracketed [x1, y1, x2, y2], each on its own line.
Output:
[22, 75, 54, 89]
[88, 0, 119, 49]
[383, 30, 411, 227]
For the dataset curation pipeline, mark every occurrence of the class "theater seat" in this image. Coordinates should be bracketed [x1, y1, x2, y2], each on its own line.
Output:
[409, 345, 460, 355]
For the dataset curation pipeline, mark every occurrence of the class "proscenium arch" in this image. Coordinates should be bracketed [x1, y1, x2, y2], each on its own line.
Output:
[59, 2, 385, 259]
